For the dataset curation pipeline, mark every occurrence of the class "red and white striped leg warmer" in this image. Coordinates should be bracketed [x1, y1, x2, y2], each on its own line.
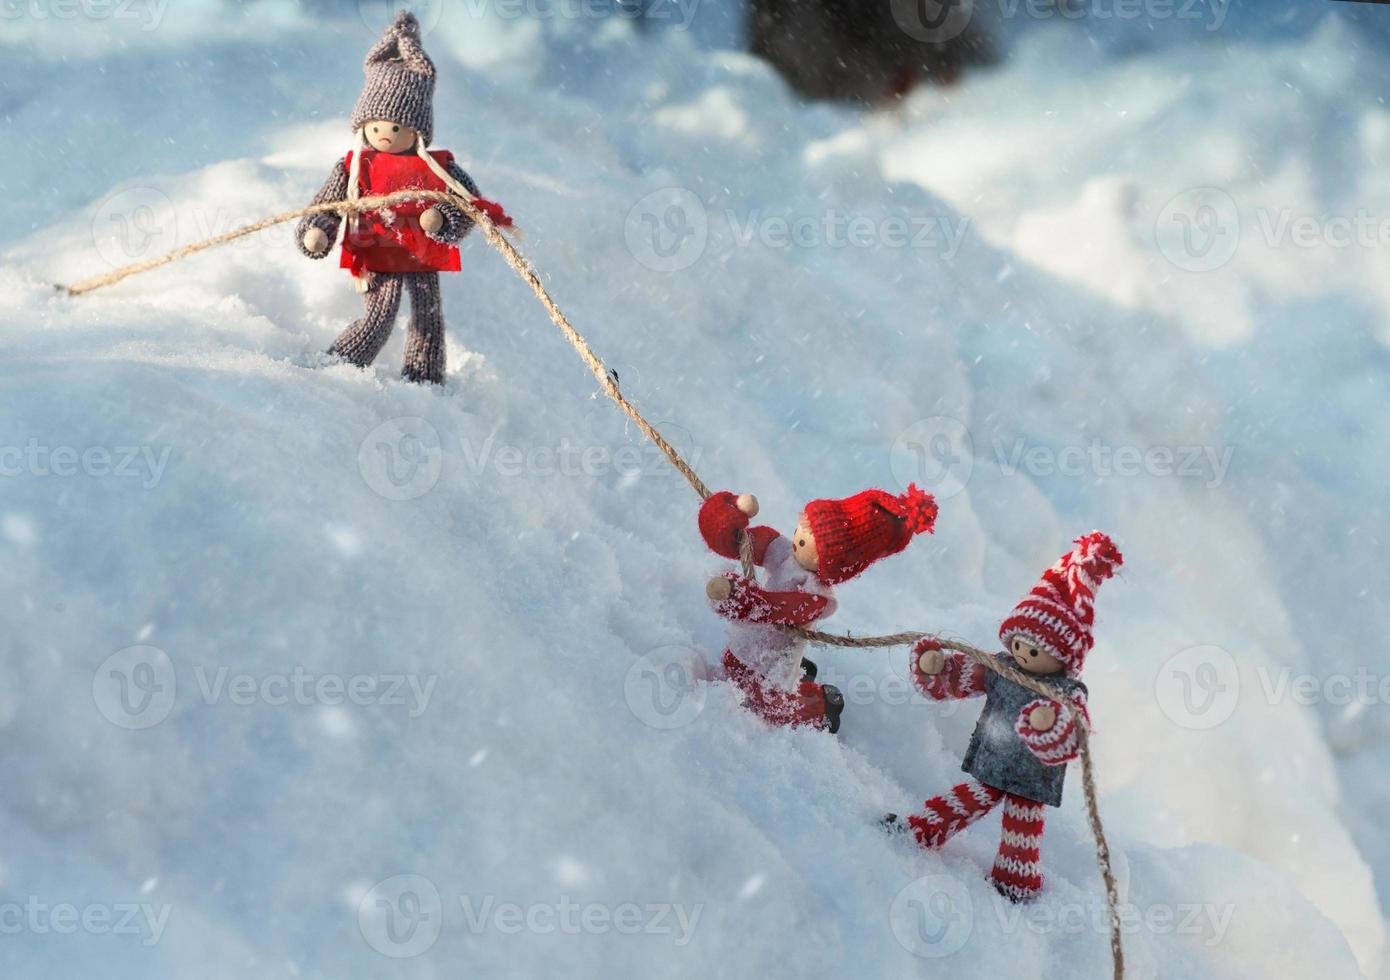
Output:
[991, 794, 1046, 901]
[908, 779, 1004, 849]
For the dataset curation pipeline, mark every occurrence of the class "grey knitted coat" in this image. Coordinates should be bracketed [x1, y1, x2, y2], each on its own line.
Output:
[961, 653, 1087, 807]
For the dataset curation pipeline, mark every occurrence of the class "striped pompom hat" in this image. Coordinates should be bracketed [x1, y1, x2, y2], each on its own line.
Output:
[998, 532, 1123, 677]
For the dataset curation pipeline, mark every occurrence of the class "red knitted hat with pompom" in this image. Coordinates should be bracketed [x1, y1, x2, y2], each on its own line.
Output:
[999, 532, 1123, 677]
[803, 484, 937, 585]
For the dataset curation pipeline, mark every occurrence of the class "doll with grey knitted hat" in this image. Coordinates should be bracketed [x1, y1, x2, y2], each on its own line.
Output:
[297, 11, 513, 385]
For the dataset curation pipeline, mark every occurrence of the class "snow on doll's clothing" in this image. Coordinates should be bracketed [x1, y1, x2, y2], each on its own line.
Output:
[722, 651, 829, 728]
[698, 492, 836, 692]
[328, 271, 447, 384]
[912, 642, 1087, 806]
[721, 535, 836, 690]
[907, 779, 1047, 901]
[295, 149, 481, 272]
[959, 653, 1086, 807]
[342, 149, 474, 276]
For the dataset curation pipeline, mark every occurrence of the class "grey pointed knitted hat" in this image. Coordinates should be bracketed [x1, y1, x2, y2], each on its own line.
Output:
[351, 11, 437, 146]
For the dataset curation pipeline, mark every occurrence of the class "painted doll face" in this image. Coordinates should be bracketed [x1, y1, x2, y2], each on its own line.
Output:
[792, 514, 819, 573]
[1008, 634, 1066, 675]
[365, 120, 418, 153]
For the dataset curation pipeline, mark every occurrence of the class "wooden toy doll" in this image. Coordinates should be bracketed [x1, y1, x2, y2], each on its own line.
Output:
[700, 486, 938, 733]
[296, 12, 511, 385]
[889, 532, 1123, 901]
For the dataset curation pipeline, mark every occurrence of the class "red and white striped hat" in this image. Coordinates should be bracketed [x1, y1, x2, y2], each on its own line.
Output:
[998, 532, 1123, 677]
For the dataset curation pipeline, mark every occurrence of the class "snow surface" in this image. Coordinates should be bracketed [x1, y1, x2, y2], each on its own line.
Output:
[1, 2, 1387, 977]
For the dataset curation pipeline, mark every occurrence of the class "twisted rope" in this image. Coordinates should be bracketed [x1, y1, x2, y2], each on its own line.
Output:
[60, 188, 1123, 977]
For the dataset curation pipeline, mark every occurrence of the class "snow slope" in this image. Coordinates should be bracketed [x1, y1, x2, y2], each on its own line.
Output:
[876, 5, 1390, 949]
[0, 3, 1385, 977]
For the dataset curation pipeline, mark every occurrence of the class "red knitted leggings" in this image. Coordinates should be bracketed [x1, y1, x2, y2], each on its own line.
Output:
[722, 651, 828, 729]
[909, 778, 1047, 901]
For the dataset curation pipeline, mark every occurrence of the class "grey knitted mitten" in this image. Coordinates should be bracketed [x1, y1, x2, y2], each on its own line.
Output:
[297, 159, 349, 259]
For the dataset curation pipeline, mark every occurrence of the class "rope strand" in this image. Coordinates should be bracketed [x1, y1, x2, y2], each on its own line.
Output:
[59, 189, 1124, 978]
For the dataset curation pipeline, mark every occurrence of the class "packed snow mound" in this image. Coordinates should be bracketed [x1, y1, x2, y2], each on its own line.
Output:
[0, 6, 1384, 978]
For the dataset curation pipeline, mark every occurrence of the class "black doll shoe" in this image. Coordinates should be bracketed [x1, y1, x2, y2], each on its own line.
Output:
[822, 684, 844, 734]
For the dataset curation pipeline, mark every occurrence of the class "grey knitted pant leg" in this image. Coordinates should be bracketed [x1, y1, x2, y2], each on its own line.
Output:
[330, 273, 404, 368]
[402, 272, 447, 385]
